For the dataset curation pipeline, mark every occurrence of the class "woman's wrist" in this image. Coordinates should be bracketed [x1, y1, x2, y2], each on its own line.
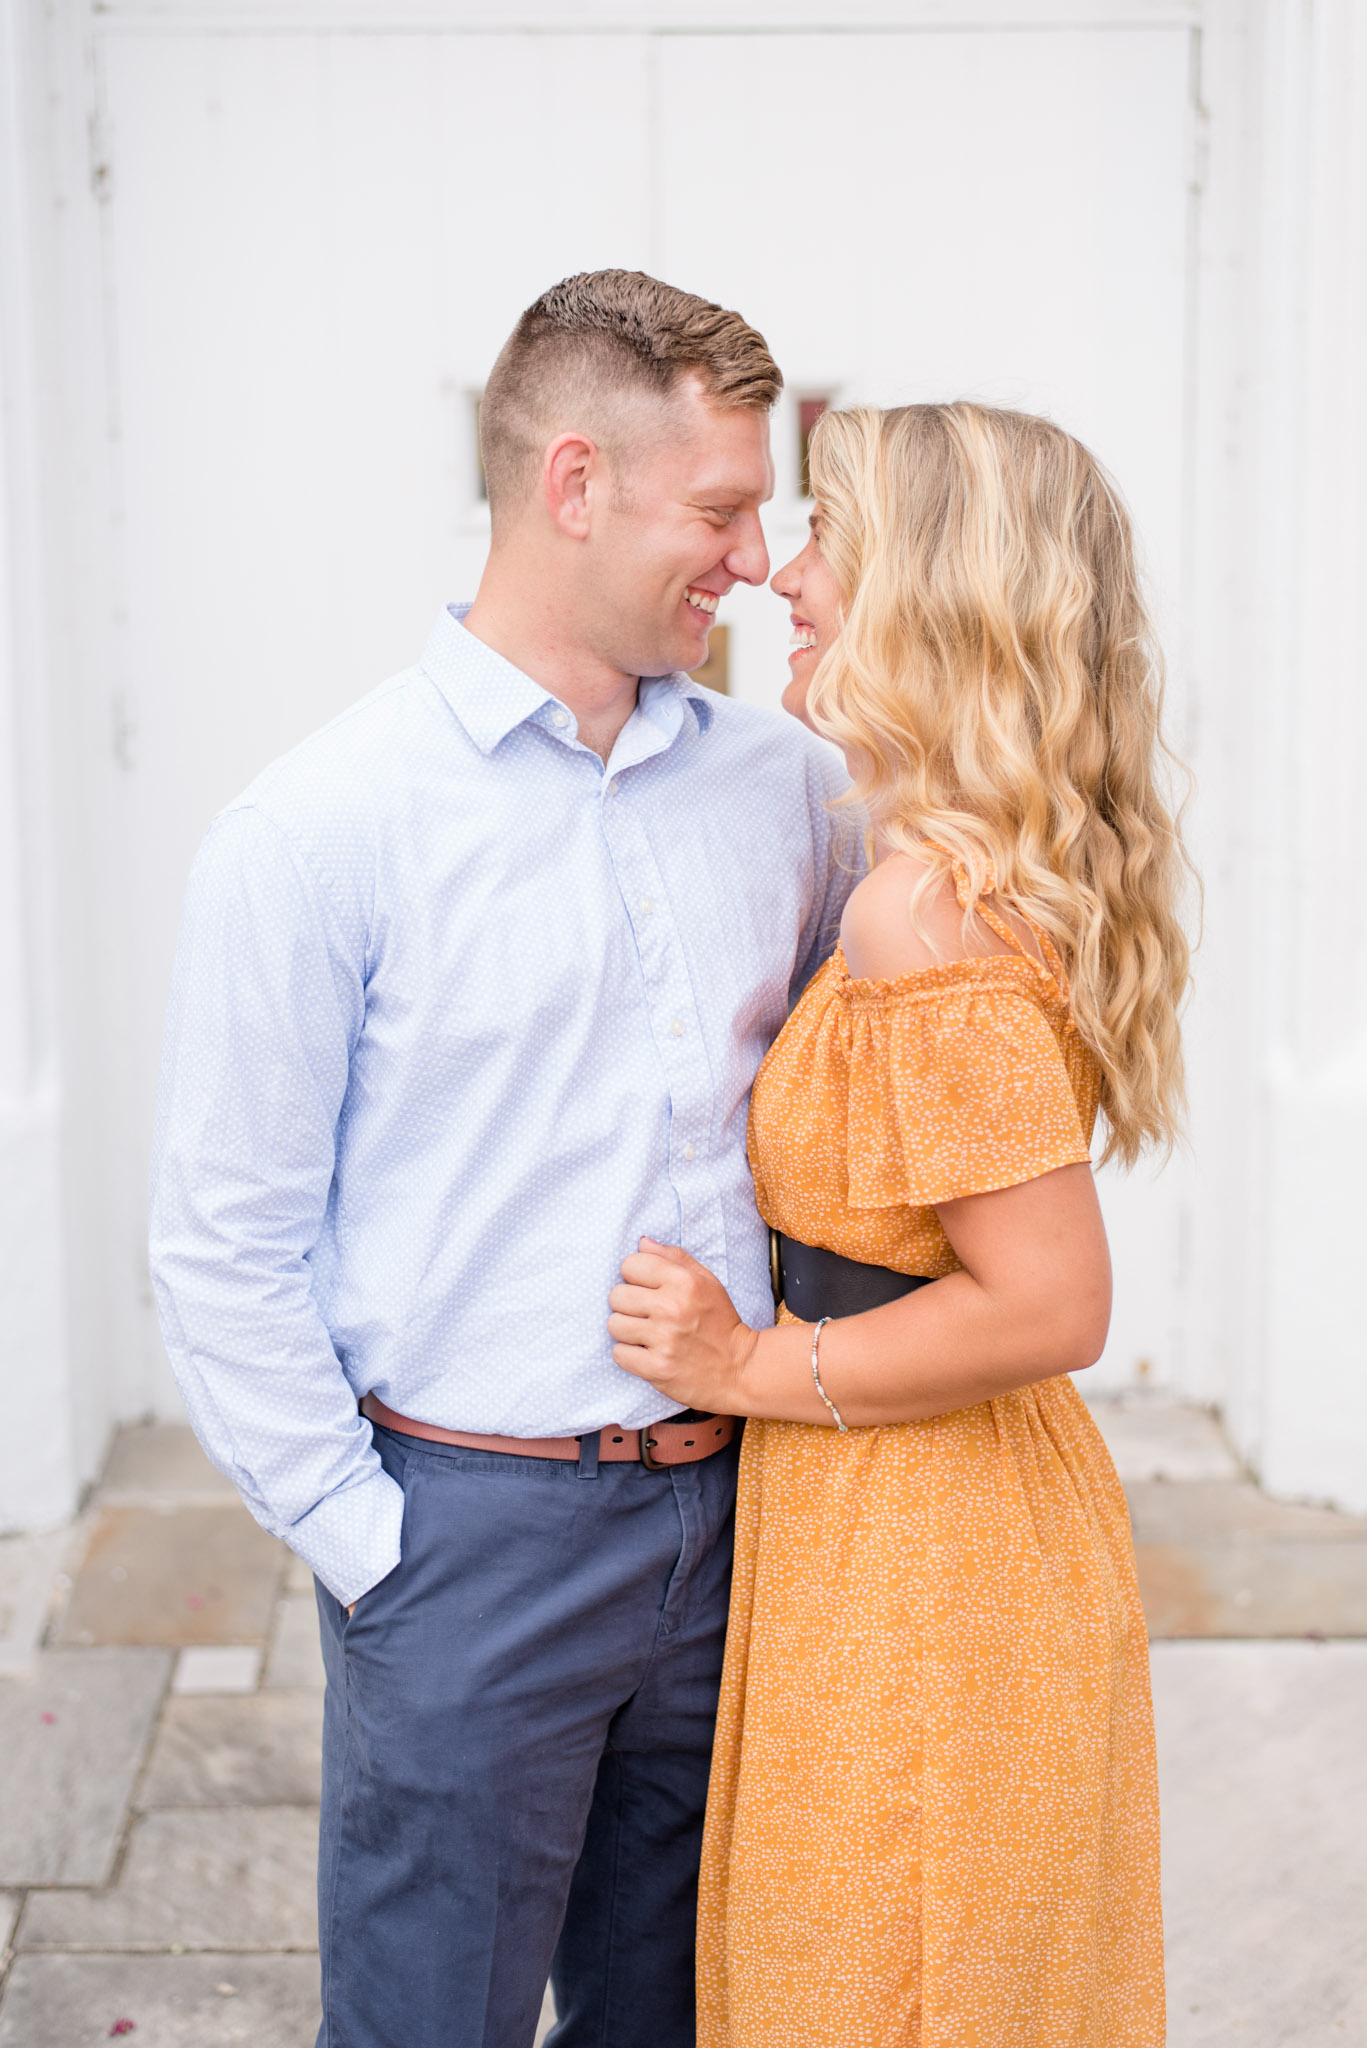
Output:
[723, 1319, 834, 1425]
[722, 1319, 763, 1414]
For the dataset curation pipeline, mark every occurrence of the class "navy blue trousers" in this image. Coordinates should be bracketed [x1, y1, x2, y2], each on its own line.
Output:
[314, 1422, 740, 2048]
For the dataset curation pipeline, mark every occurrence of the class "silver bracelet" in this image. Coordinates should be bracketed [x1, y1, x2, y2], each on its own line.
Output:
[810, 1316, 848, 1432]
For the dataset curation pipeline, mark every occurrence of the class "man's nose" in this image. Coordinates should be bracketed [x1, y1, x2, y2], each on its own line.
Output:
[727, 513, 771, 589]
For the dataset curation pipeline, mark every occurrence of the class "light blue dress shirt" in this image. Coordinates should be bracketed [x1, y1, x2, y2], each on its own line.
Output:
[150, 604, 859, 1602]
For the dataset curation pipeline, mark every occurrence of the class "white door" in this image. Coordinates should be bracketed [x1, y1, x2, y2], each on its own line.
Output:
[89, 16, 1195, 1407]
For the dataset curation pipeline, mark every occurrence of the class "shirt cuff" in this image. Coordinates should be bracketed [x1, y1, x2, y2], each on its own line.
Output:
[284, 1463, 405, 1607]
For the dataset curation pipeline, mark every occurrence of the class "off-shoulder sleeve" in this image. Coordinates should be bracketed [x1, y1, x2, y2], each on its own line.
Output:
[845, 983, 1092, 1211]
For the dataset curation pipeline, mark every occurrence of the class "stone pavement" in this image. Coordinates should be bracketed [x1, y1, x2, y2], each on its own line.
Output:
[0, 1403, 1363, 2046]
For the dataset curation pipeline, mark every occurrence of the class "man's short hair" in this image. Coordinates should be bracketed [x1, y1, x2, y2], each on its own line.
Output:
[479, 269, 782, 522]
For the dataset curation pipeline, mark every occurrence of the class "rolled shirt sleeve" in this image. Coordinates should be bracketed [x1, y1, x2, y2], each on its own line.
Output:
[149, 804, 403, 1605]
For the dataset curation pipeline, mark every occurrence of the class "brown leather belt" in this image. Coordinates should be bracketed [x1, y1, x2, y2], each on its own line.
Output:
[360, 1392, 736, 1471]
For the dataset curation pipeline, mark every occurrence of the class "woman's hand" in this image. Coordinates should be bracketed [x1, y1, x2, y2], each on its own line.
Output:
[609, 1239, 760, 1414]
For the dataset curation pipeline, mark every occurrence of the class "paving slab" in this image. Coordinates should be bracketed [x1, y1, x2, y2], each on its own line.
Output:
[20, 1807, 318, 1952]
[0, 1648, 170, 1886]
[173, 1646, 262, 1695]
[0, 1952, 320, 2047]
[1153, 1640, 1367, 2045]
[53, 1506, 285, 1648]
[140, 1692, 322, 1807]
[1131, 1479, 1367, 1544]
[98, 1424, 240, 1506]
[0, 1892, 18, 1954]
[0, 1530, 69, 1675]
[263, 1597, 325, 1690]
[1129, 1481, 1367, 1636]
[1088, 1398, 1242, 1482]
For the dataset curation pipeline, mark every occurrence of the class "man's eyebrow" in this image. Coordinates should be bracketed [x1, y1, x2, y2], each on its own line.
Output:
[695, 480, 765, 500]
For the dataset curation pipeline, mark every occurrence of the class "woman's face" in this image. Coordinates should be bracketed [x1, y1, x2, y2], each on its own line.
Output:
[771, 512, 845, 731]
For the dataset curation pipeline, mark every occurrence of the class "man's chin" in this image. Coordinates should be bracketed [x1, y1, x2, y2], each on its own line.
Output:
[619, 614, 713, 678]
[646, 640, 710, 678]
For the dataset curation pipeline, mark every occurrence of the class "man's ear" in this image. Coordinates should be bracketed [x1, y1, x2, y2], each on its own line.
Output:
[544, 431, 598, 539]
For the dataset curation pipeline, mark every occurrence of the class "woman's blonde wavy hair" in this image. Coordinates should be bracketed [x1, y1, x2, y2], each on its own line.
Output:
[805, 401, 1193, 1167]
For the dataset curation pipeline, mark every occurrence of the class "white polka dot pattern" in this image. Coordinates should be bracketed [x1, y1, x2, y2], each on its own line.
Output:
[148, 603, 860, 1603]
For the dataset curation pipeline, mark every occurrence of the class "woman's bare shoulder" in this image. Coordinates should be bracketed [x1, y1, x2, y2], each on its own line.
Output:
[839, 848, 1016, 980]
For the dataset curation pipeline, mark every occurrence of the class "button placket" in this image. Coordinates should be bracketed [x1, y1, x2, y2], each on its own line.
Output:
[597, 792, 723, 1266]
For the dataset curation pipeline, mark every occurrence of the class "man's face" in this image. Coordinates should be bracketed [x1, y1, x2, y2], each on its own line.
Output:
[583, 379, 774, 679]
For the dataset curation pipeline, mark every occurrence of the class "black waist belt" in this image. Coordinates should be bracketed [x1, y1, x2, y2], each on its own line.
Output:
[772, 1231, 935, 1322]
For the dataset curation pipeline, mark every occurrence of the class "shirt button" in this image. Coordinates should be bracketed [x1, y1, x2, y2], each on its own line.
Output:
[552, 709, 569, 729]
[683, 1141, 697, 1161]
[669, 1018, 685, 1037]
[639, 897, 654, 915]
[607, 778, 619, 796]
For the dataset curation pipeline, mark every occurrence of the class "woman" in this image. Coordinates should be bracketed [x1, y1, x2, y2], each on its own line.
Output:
[607, 402, 1190, 2047]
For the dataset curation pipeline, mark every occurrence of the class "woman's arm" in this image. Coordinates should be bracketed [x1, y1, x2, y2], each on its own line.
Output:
[607, 1160, 1111, 1426]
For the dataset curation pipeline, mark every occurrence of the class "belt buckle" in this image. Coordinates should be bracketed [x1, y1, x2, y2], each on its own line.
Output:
[641, 1411, 719, 1469]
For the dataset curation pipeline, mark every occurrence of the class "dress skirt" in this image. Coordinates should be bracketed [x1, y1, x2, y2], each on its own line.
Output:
[695, 1362, 1164, 2048]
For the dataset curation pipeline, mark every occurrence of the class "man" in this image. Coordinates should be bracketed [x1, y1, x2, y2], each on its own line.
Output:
[150, 270, 857, 2048]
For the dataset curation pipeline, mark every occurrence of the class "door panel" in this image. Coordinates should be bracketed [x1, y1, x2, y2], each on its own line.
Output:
[104, 29, 652, 837]
[653, 29, 1190, 715]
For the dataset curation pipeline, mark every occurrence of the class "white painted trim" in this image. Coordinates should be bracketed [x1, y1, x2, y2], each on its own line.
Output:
[0, 0, 80, 1530]
[87, 2, 1202, 34]
[1179, 0, 1367, 1511]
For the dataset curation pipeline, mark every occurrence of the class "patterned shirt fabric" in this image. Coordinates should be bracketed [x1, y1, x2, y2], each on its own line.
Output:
[697, 877, 1164, 2047]
[149, 603, 858, 1604]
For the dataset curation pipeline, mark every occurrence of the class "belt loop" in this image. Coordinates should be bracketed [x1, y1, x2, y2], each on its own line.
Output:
[576, 1430, 601, 1481]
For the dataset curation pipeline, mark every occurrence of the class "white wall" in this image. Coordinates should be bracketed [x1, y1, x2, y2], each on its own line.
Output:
[3, 0, 1363, 1526]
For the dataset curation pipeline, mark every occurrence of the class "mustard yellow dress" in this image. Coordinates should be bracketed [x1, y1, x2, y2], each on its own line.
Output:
[696, 890, 1164, 2048]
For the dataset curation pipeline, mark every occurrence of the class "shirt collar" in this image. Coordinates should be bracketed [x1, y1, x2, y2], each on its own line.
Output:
[420, 603, 716, 757]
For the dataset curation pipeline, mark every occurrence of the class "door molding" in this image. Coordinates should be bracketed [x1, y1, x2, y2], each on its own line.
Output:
[88, 2, 1202, 35]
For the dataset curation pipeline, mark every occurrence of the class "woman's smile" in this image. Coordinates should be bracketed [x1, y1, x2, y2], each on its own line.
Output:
[788, 613, 819, 661]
